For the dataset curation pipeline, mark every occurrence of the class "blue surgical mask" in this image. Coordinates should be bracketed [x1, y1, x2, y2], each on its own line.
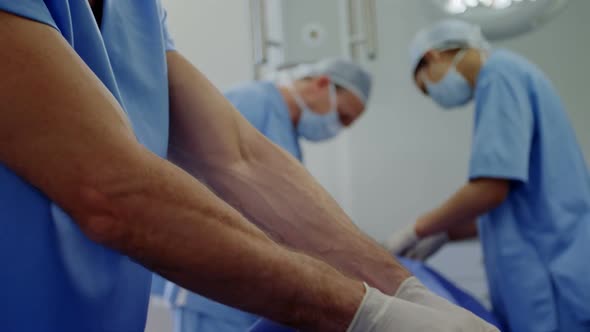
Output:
[288, 82, 342, 142]
[423, 49, 473, 110]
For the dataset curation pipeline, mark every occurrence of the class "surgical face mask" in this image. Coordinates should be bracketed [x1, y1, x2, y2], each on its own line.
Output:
[423, 49, 472, 110]
[288, 82, 342, 142]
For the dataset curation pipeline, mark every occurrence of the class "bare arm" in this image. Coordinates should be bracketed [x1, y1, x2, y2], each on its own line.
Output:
[0, 12, 363, 331]
[167, 52, 410, 295]
[415, 179, 509, 237]
[447, 220, 478, 241]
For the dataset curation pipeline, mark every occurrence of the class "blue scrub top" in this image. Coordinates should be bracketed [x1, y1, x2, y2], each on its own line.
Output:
[226, 81, 303, 161]
[471, 49, 590, 332]
[0, 1, 174, 331]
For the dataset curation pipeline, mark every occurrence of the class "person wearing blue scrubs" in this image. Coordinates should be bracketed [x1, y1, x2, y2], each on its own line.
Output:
[159, 59, 374, 332]
[2, 3, 497, 332]
[227, 58, 373, 161]
[0, 1, 174, 331]
[385, 19, 590, 332]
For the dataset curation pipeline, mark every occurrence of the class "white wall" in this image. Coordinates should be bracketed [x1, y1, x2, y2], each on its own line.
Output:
[161, 0, 254, 89]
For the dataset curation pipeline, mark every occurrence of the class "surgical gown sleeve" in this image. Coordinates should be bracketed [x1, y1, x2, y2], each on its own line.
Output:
[0, 0, 57, 29]
[236, 100, 268, 131]
[469, 72, 534, 183]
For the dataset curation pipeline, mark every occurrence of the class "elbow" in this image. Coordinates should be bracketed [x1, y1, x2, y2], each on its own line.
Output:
[54, 142, 155, 251]
[488, 180, 510, 209]
[472, 179, 510, 210]
[489, 191, 508, 209]
[71, 184, 132, 248]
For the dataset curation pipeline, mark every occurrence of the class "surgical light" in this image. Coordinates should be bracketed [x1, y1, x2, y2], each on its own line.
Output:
[427, 0, 569, 40]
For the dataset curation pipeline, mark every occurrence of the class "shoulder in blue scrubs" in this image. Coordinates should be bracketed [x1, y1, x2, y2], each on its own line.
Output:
[226, 81, 303, 161]
[0, 1, 174, 331]
[161, 80, 301, 332]
[471, 49, 590, 332]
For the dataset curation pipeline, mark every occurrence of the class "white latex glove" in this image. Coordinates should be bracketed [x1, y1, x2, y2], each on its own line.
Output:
[382, 224, 418, 256]
[404, 232, 449, 261]
[395, 277, 498, 330]
[347, 280, 499, 332]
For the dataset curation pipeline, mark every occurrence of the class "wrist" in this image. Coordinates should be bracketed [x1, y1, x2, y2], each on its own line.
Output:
[285, 252, 365, 332]
[303, 279, 365, 332]
[414, 218, 427, 238]
[358, 242, 413, 295]
[346, 284, 391, 332]
[415, 211, 437, 238]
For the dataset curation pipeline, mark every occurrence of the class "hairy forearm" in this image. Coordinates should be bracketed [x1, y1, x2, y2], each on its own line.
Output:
[415, 179, 509, 237]
[171, 139, 410, 295]
[69, 148, 363, 331]
[165, 51, 409, 295]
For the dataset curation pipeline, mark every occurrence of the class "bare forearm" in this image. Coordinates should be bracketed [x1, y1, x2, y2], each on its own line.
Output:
[165, 51, 409, 295]
[68, 148, 363, 331]
[415, 179, 508, 237]
[171, 141, 410, 295]
[447, 220, 478, 241]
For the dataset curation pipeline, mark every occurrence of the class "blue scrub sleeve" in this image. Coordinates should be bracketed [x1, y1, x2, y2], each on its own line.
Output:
[469, 72, 533, 183]
[157, 1, 176, 51]
[236, 100, 268, 130]
[0, 0, 58, 30]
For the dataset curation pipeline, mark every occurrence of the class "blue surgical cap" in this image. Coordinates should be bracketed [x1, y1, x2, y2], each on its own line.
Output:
[292, 58, 373, 105]
[409, 19, 491, 75]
